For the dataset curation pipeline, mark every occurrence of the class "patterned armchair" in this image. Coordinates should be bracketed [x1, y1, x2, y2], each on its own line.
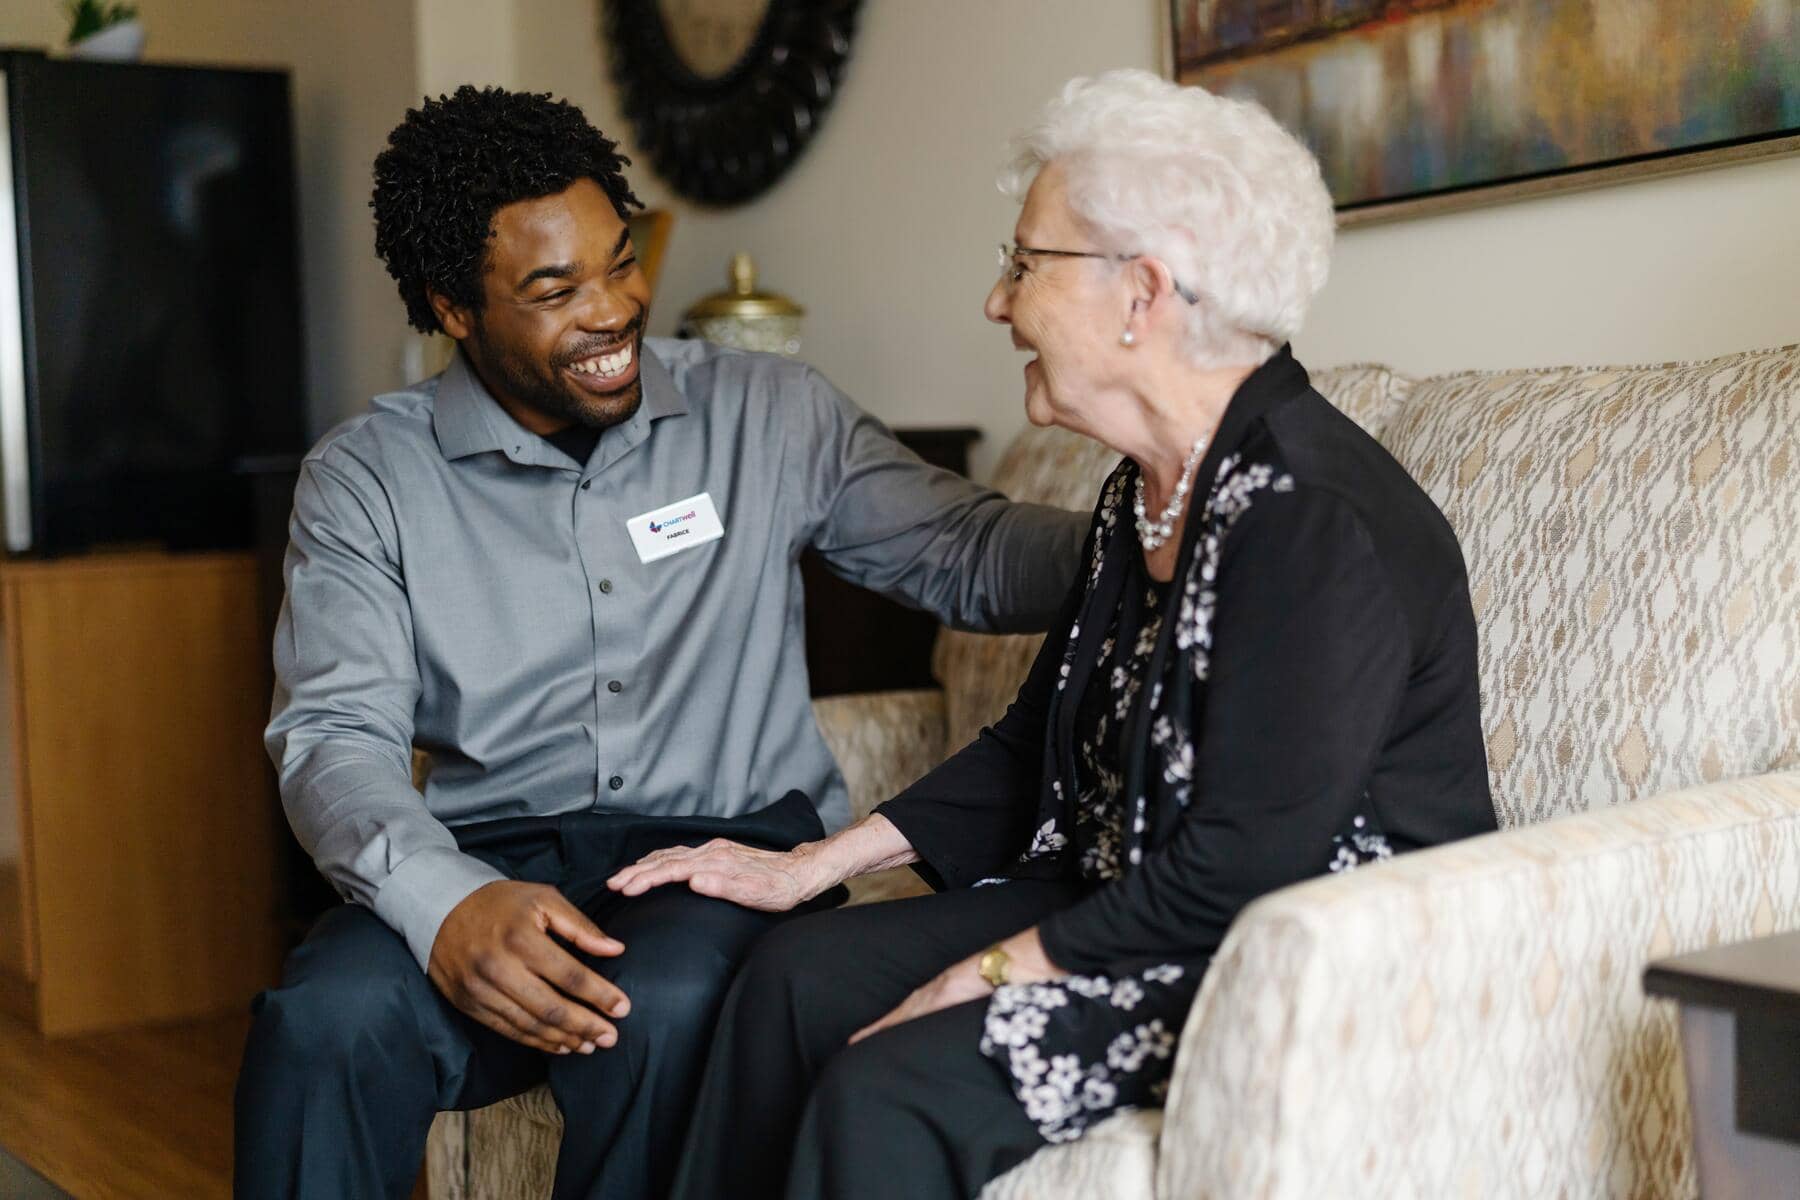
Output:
[428, 344, 1800, 1199]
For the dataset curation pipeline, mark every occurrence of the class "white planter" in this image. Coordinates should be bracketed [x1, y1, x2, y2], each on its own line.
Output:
[69, 19, 147, 62]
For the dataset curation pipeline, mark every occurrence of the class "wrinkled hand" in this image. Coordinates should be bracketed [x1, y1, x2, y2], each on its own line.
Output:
[606, 838, 827, 912]
[849, 956, 991, 1045]
[428, 880, 629, 1056]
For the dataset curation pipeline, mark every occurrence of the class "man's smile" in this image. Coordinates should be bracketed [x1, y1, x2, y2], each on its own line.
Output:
[562, 340, 639, 394]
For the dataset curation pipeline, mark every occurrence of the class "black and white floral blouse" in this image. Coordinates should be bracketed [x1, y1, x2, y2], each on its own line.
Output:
[879, 346, 1496, 1144]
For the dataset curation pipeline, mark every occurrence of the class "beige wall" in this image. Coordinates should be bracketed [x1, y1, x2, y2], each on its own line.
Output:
[1, 2, 419, 433]
[514, 0, 1799, 480]
[0, 10, 65, 49]
[1304, 153, 1800, 375]
[515, 0, 1164, 479]
[417, 0, 521, 94]
[7, 5, 1797, 459]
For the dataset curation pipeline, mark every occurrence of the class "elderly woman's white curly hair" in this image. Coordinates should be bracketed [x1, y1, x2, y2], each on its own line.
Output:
[1000, 69, 1335, 368]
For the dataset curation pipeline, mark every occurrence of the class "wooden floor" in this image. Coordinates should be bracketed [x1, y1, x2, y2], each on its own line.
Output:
[0, 1005, 244, 1198]
[0, 1003, 435, 1199]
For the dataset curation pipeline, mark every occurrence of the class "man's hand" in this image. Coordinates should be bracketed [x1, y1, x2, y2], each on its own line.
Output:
[428, 880, 630, 1055]
[606, 838, 827, 912]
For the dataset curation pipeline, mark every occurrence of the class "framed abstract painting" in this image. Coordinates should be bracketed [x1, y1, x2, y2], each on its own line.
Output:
[1170, 1, 1800, 223]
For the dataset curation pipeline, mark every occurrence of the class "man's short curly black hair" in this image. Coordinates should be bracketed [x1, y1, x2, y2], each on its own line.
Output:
[372, 86, 643, 334]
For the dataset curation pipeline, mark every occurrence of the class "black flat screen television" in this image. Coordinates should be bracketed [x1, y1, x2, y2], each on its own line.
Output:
[0, 50, 307, 555]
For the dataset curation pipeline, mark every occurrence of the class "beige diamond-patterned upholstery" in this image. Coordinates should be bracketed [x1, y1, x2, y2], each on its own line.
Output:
[428, 345, 1800, 1200]
[1380, 348, 1800, 825]
[809, 689, 948, 823]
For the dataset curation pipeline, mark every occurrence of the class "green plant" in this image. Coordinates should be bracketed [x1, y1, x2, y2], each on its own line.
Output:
[64, 0, 139, 42]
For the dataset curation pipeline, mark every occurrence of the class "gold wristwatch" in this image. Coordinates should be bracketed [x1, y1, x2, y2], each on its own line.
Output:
[977, 943, 1011, 989]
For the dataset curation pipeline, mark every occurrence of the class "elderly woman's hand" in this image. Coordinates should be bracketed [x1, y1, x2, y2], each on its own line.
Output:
[606, 839, 828, 912]
[849, 958, 992, 1044]
[607, 813, 920, 912]
[850, 927, 1064, 1044]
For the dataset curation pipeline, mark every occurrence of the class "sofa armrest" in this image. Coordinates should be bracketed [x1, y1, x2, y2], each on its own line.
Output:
[1158, 771, 1800, 1200]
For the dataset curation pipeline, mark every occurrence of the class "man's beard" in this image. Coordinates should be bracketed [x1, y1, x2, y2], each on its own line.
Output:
[472, 315, 645, 431]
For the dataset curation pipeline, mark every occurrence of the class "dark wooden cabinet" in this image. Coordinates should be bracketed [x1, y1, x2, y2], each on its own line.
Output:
[801, 427, 982, 696]
[0, 554, 282, 1034]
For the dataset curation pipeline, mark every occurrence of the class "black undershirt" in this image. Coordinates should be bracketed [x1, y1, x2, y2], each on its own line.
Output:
[544, 424, 602, 467]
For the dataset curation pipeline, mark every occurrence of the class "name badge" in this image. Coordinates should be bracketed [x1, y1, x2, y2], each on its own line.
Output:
[626, 491, 725, 564]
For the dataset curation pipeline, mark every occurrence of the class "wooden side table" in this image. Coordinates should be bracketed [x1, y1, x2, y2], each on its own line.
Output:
[1643, 929, 1800, 1198]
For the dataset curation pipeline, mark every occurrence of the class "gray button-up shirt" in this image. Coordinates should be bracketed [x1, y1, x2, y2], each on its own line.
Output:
[267, 339, 1085, 967]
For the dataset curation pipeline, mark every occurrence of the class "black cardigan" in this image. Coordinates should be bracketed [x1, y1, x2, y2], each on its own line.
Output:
[877, 347, 1496, 975]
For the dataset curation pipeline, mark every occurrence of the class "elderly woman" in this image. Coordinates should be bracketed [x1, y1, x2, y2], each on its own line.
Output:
[608, 69, 1494, 1199]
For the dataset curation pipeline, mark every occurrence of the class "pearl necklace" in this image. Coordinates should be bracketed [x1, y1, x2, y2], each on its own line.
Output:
[1133, 435, 1209, 552]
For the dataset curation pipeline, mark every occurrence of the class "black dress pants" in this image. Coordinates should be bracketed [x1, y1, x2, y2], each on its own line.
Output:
[235, 793, 834, 1200]
[671, 879, 1087, 1200]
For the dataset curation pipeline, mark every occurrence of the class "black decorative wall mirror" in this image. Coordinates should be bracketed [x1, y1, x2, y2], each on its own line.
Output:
[603, 0, 862, 206]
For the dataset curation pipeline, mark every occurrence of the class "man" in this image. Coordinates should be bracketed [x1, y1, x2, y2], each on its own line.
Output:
[234, 85, 1084, 1200]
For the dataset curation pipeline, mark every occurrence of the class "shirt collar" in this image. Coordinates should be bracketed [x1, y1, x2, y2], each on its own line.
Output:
[637, 342, 689, 421]
[1189, 342, 1307, 483]
[431, 350, 508, 461]
[433, 341, 689, 464]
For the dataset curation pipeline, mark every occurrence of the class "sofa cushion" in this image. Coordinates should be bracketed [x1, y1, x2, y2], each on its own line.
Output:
[811, 690, 949, 822]
[1311, 362, 1414, 441]
[811, 690, 945, 903]
[934, 424, 1121, 752]
[1379, 345, 1800, 827]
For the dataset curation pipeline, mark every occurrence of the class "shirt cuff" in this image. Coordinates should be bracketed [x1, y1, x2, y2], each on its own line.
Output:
[371, 846, 508, 971]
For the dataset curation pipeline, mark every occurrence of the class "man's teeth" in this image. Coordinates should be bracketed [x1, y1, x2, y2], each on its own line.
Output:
[571, 343, 634, 378]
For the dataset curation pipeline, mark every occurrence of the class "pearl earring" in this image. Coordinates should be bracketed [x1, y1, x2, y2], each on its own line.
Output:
[1120, 329, 1136, 346]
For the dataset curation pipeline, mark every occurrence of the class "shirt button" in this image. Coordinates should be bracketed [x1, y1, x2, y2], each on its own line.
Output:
[597, 579, 613, 594]
[608, 775, 624, 791]
[608, 679, 623, 693]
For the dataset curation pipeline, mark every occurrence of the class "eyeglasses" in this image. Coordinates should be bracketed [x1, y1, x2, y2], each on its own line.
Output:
[996, 242, 1200, 305]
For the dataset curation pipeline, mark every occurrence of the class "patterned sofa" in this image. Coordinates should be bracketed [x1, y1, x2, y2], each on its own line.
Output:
[427, 343, 1800, 1199]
